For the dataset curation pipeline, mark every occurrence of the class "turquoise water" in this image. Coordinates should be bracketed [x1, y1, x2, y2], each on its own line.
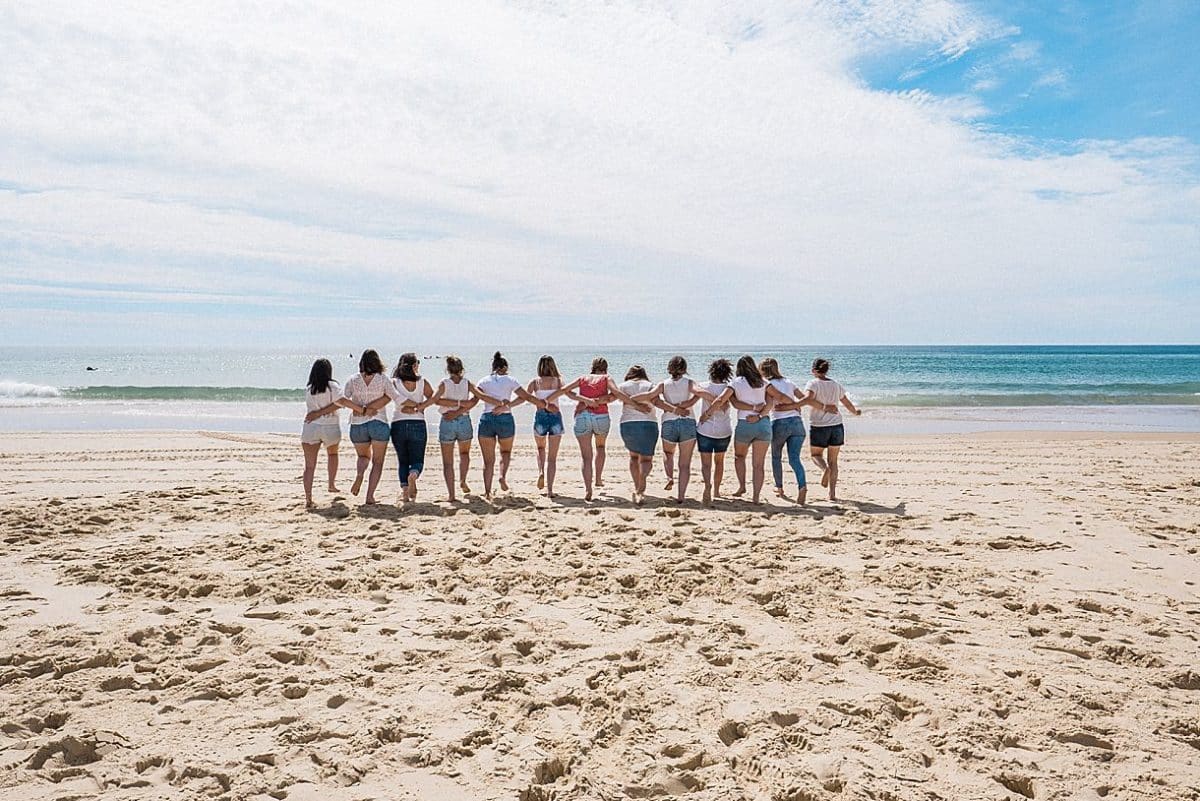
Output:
[1, 345, 1198, 432]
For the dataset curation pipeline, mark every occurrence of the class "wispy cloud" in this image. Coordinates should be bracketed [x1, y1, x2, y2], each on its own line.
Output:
[0, 0, 1197, 345]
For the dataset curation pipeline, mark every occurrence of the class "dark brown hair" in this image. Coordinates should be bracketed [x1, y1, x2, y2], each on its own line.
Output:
[624, 364, 649, 382]
[736, 355, 764, 388]
[759, 357, 783, 381]
[392, 352, 419, 382]
[667, 356, 687, 380]
[307, 358, 333, 394]
[708, 358, 732, 383]
[492, 351, 508, 372]
[359, 349, 384, 375]
[445, 355, 464, 376]
[590, 357, 608, 374]
[812, 357, 831, 376]
[537, 355, 560, 378]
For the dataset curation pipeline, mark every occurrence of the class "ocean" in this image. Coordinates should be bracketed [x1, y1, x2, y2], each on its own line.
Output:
[1, 345, 1198, 434]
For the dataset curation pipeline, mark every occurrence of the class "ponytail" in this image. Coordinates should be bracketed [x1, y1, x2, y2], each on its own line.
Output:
[492, 351, 508, 372]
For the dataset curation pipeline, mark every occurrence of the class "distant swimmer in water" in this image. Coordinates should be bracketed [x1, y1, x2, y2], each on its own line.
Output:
[86, 366, 97, 371]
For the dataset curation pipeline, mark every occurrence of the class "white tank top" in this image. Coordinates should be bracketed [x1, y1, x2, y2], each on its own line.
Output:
[660, 376, 692, 422]
[391, 378, 427, 421]
[533, 379, 560, 408]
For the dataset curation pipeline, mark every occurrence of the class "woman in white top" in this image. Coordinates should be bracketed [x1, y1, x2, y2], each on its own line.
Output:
[639, 356, 700, 504]
[475, 352, 552, 499]
[342, 349, 400, 505]
[692, 359, 734, 507]
[389, 353, 437, 504]
[300, 358, 366, 508]
[615, 365, 661, 505]
[805, 357, 862, 502]
[427, 355, 488, 503]
[760, 357, 840, 505]
[528, 355, 566, 498]
[549, 357, 618, 501]
[696, 355, 775, 504]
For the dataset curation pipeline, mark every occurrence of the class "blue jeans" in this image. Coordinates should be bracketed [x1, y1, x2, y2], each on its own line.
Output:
[771, 416, 806, 489]
[389, 420, 427, 486]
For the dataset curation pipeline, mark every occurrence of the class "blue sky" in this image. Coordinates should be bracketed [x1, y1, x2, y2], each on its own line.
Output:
[1, 0, 1197, 346]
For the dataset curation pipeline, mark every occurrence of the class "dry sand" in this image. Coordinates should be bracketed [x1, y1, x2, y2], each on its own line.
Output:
[1, 429, 1198, 800]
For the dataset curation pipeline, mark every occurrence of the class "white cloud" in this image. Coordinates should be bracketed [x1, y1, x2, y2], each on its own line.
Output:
[0, 0, 1196, 345]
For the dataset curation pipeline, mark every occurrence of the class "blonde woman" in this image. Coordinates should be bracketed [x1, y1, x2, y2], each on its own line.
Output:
[551, 358, 617, 501]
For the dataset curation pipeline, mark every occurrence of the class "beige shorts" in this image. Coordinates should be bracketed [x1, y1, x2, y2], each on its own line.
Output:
[301, 422, 342, 447]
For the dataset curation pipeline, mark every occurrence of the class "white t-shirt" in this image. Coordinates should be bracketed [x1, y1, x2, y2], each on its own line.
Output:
[305, 381, 341, 426]
[660, 376, 693, 422]
[697, 380, 732, 438]
[391, 378, 430, 422]
[343, 373, 399, 425]
[730, 376, 767, 421]
[440, 376, 471, 417]
[805, 378, 845, 427]
[618, 379, 657, 423]
[768, 377, 800, 421]
[476, 373, 522, 414]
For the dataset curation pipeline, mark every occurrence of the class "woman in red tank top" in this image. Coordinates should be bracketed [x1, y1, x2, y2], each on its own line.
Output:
[549, 357, 619, 501]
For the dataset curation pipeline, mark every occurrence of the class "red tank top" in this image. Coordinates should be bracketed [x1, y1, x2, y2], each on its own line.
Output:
[578, 375, 609, 415]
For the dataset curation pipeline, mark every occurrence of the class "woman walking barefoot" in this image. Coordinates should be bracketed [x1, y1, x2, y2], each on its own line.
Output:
[389, 353, 436, 504]
[529, 355, 565, 498]
[699, 356, 773, 504]
[643, 356, 699, 503]
[475, 352, 551, 499]
[694, 358, 733, 507]
[342, 350, 399, 505]
[428, 356, 481, 502]
[760, 357, 839, 505]
[554, 358, 617, 501]
[616, 365, 660, 505]
[805, 358, 862, 502]
[300, 358, 364, 508]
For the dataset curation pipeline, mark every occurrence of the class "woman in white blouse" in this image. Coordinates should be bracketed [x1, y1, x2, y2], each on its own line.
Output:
[300, 357, 366, 508]
[341, 349, 399, 505]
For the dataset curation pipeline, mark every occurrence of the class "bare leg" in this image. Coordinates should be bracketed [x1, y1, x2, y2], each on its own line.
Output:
[751, 439, 769, 504]
[662, 441, 675, 489]
[406, 470, 419, 502]
[535, 435, 546, 489]
[714, 452, 726, 497]
[326, 444, 340, 492]
[594, 436, 607, 487]
[440, 442, 457, 501]
[732, 441, 749, 496]
[479, 436, 497, 498]
[365, 440, 388, 504]
[699, 451, 713, 506]
[302, 442, 320, 507]
[676, 439, 695, 503]
[577, 435, 595, 501]
[458, 441, 472, 494]
[545, 435, 561, 497]
[638, 455, 653, 502]
[811, 447, 830, 489]
[627, 453, 641, 503]
[826, 445, 841, 501]
[498, 437, 514, 491]
[351, 442, 371, 496]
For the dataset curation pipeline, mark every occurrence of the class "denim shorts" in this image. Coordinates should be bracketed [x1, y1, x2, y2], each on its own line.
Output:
[534, 409, 565, 437]
[620, 421, 659, 456]
[697, 433, 731, 453]
[438, 414, 473, 443]
[809, 423, 846, 448]
[349, 419, 390, 443]
[660, 417, 697, 444]
[478, 412, 516, 440]
[734, 417, 772, 444]
[573, 411, 611, 437]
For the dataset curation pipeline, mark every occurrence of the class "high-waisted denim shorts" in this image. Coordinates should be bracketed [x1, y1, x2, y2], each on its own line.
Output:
[734, 417, 772, 444]
[534, 409, 564, 437]
[573, 411, 611, 437]
[349, 419, 390, 443]
[660, 417, 697, 443]
[438, 414, 473, 443]
[478, 412, 516, 440]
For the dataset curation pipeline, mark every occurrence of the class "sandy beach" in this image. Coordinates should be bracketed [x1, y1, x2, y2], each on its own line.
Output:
[1, 430, 1198, 800]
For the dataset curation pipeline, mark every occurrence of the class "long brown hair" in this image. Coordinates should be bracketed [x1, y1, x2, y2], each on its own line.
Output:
[812, 357, 831, 376]
[590, 357, 608, 374]
[708, 358, 732, 383]
[667, 356, 687, 380]
[359, 349, 384, 375]
[735, 355, 763, 388]
[759, 357, 783, 381]
[392, 352, 419, 382]
[624, 364, 649, 382]
[537, 355, 560, 378]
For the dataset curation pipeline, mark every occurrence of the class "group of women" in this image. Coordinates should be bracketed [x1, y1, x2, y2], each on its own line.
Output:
[301, 351, 861, 508]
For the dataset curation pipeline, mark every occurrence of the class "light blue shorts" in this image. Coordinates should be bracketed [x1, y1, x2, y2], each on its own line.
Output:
[438, 414, 473, 443]
[661, 417, 697, 444]
[349, 420, 390, 443]
[573, 411, 611, 437]
[478, 412, 516, 440]
[734, 418, 772, 444]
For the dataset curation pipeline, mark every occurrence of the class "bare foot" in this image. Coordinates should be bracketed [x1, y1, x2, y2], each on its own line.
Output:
[702, 486, 712, 506]
[820, 470, 830, 488]
[305, 499, 316, 509]
[733, 486, 746, 497]
[364, 497, 378, 505]
[774, 486, 786, 498]
[351, 475, 363, 496]
[797, 487, 807, 505]
[585, 489, 593, 502]
[664, 478, 674, 490]
[537, 474, 545, 490]
[634, 493, 644, 506]
[595, 478, 605, 488]
[460, 480, 471, 495]
[547, 492, 556, 499]
[328, 485, 340, 493]
[500, 478, 509, 492]
[447, 494, 456, 503]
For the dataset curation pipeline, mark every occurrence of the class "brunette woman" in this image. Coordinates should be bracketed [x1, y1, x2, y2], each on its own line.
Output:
[342, 349, 399, 505]
[528, 355, 565, 497]
[389, 352, 436, 503]
[300, 358, 365, 508]
[475, 351, 552, 499]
